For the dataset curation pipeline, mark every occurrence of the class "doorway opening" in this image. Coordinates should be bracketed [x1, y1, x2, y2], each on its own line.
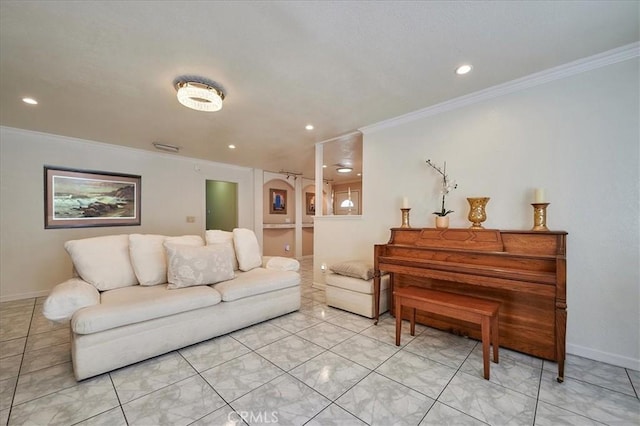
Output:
[205, 180, 238, 231]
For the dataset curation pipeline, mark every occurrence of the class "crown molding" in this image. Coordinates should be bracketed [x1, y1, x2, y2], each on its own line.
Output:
[360, 42, 639, 135]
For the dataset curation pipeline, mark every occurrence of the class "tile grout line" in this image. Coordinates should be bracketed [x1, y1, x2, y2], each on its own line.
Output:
[5, 299, 37, 424]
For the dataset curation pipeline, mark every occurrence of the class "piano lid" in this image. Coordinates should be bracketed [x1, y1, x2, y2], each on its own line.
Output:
[392, 228, 505, 252]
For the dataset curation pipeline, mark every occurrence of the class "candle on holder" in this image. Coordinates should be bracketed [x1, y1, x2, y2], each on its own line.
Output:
[534, 188, 545, 203]
[402, 196, 409, 209]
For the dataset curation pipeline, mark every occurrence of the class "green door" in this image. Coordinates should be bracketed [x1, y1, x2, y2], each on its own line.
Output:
[205, 180, 238, 231]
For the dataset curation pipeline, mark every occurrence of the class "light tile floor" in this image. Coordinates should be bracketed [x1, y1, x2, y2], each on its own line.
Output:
[1, 258, 639, 425]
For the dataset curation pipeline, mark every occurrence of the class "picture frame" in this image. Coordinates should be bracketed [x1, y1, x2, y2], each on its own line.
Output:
[44, 166, 141, 229]
[305, 192, 315, 215]
[269, 188, 287, 214]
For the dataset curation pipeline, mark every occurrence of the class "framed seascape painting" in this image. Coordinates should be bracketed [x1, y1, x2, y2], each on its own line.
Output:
[269, 188, 287, 214]
[44, 166, 141, 229]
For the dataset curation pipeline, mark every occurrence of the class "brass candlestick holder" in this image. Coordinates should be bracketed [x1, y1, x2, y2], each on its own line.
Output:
[531, 203, 550, 231]
[400, 208, 411, 228]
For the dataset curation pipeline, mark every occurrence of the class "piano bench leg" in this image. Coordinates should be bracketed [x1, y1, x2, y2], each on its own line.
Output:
[410, 308, 416, 336]
[491, 314, 499, 364]
[481, 316, 491, 380]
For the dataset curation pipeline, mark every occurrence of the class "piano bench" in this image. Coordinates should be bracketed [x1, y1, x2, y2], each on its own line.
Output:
[394, 286, 500, 380]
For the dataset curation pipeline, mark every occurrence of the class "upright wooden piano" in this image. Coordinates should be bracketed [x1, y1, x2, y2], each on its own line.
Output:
[374, 228, 567, 382]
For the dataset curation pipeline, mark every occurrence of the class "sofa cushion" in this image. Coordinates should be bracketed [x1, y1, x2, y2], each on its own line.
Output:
[165, 244, 235, 289]
[233, 228, 262, 271]
[64, 235, 138, 291]
[42, 278, 100, 322]
[165, 235, 205, 247]
[72, 284, 222, 334]
[129, 234, 167, 286]
[214, 268, 300, 302]
[325, 272, 389, 295]
[205, 230, 239, 270]
[129, 234, 204, 286]
[329, 260, 375, 281]
[263, 256, 300, 272]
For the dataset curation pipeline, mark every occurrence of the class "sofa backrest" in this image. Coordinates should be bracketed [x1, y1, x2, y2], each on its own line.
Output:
[64, 229, 262, 291]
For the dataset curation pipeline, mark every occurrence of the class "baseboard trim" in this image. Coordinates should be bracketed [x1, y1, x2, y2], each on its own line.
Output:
[0, 290, 49, 303]
[567, 342, 640, 371]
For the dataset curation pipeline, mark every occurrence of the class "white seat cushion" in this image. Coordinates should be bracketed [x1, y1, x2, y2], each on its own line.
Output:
[127, 234, 204, 286]
[72, 285, 221, 334]
[329, 260, 375, 280]
[325, 272, 389, 295]
[214, 268, 300, 302]
[233, 228, 262, 271]
[165, 235, 205, 246]
[205, 230, 239, 270]
[64, 234, 138, 291]
[129, 234, 167, 286]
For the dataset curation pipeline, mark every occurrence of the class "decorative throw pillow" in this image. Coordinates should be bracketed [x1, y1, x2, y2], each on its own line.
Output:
[232, 228, 262, 272]
[205, 230, 239, 270]
[164, 243, 235, 289]
[129, 234, 168, 286]
[330, 260, 375, 281]
[64, 234, 138, 291]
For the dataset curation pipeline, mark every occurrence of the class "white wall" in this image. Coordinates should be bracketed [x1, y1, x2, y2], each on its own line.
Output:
[0, 127, 255, 301]
[315, 57, 639, 369]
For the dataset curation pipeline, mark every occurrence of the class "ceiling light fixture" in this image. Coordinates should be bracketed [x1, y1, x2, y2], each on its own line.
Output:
[305, 124, 314, 130]
[174, 77, 225, 112]
[22, 97, 38, 105]
[228, 144, 236, 149]
[152, 142, 180, 153]
[455, 64, 473, 75]
[336, 166, 353, 173]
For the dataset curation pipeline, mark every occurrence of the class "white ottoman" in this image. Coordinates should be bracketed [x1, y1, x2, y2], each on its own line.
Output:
[325, 272, 390, 318]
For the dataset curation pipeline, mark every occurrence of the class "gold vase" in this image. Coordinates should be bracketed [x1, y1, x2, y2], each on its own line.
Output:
[467, 197, 490, 229]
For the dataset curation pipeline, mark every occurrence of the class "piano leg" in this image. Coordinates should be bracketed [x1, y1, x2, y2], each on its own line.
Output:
[395, 299, 402, 346]
[556, 304, 567, 382]
[410, 307, 416, 336]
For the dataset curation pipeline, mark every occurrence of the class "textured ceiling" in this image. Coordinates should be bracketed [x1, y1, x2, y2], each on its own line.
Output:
[1, 1, 638, 180]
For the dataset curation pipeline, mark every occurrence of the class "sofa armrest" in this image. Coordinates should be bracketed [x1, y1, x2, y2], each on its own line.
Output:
[42, 278, 100, 322]
[262, 256, 300, 272]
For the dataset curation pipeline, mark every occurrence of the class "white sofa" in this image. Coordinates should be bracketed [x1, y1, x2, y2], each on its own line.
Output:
[43, 229, 301, 380]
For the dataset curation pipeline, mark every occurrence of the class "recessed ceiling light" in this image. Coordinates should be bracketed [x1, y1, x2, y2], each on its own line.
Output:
[455, 64, 473, 75]
[357, 173, 362, 177]
[228, 144, 236, 149]
[322, 164, 327, 168]
[305, 124, 314, 130]
[22, 97, 38, 105]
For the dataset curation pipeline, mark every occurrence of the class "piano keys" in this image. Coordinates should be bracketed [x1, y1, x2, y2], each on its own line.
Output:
[374, 228, 567, 382]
